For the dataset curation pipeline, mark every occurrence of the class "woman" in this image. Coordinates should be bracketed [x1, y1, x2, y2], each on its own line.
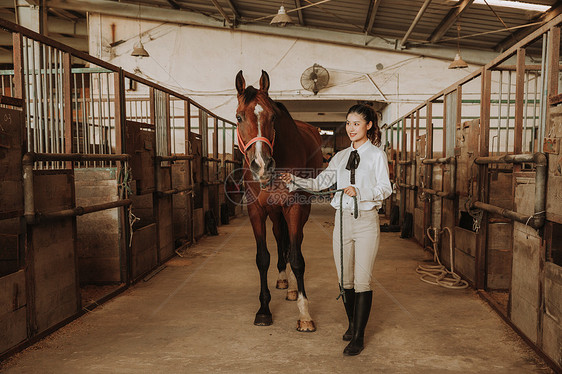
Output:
[280, 104, 392, 356]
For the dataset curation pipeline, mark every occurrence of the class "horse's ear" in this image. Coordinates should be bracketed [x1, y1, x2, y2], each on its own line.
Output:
[235, 70, 245, 95]
[259, 70, 270, 93]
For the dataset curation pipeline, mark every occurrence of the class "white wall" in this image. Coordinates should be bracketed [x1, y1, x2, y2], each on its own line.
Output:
[88, 14, 481, 127]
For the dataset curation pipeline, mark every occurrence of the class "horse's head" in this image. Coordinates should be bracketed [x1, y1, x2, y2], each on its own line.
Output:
[235, 70, 277, 185]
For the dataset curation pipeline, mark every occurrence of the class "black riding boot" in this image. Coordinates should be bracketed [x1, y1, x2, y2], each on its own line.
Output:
[343, 290, 372, 356]
[342, 288, 355, 341]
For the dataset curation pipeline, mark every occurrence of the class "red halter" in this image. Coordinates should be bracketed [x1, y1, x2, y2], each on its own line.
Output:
[236, 127, 275, 156]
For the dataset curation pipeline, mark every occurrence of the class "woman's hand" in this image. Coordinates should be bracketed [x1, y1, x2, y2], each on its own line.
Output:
[343, 186, 356, 197]
[279, 173, 293, 185]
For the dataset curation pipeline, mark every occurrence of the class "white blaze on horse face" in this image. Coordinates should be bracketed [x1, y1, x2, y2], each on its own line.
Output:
[253, 104, 266, 177]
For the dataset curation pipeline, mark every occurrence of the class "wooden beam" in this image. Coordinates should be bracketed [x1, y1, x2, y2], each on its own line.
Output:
[210, 0, 231, 26]
[48, 7, 81, 20]
[494, 1, 562, 52]
[294, 0, 305, 26]
[224, 0, 240, 20]
[400, 0, 432, 48]
[166, 0, 181, 10]
[428, 0, 474, 43]
[364, 0, 382, 35]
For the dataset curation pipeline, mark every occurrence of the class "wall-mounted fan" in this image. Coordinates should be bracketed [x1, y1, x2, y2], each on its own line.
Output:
[300, 64, 329, 95]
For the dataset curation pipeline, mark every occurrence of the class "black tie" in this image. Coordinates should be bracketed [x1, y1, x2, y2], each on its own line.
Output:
[345, 150, 360, 184]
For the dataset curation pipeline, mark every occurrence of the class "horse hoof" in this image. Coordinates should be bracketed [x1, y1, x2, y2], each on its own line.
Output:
[276, 279, 288, 289]
[296, 320, 316, 332]
[286, 290, 298, 301]
[254, 313, 273, 326]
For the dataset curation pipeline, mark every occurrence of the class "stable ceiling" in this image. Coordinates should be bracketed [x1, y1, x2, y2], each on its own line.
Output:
[0, 0, 559, 64]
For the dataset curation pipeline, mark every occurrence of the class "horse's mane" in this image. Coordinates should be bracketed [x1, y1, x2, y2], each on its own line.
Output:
[274, 101, 292, 118]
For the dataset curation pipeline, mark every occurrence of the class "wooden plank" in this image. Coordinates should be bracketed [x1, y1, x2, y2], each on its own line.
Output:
[0, 108, 23, 214]
[487, 223, 513, 290]
[11, 33, 23, 101]
[131, 223, 158, 280]
[32, 218, 78, 333]
[158, 195, 174, 262]
[33, 172, 74, 212]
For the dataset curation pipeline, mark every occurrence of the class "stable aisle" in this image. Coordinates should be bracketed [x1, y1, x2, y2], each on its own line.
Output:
[0, 203, 551, 373]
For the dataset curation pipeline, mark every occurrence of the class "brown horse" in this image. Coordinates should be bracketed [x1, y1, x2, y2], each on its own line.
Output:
[235, 70, 323, 332]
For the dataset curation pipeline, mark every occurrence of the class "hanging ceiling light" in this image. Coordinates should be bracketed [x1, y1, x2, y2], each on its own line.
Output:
[449, 22, 468, 69]
[131, 2, 149, 57]
[270, 4, 294, 27]
[132, 41, 149, 57]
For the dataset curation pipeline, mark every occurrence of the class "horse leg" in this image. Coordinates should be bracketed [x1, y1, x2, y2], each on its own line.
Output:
[250, 207, 272, 326]
[285, 263, 298, 301]
[270, 211, 289, 290]
[286, 205, 316, 332]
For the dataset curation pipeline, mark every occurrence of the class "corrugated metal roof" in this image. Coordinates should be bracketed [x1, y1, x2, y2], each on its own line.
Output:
[29, 0, 560, 57]
[130, 0, 558, 53]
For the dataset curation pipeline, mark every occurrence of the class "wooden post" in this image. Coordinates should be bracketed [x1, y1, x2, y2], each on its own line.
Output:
[184, 100, 193, 242]
[476, 68, 492, 290]
[400, 118, 407, 224]
[63, 53, 73, 163]
[514, 48, 525, 156]
[547, 26, 560, 99]
[113, 68, 129, 284]
[441, 94, 447, 231]
[424, 101, 433, 250]
[456, 85, 463, 128]
[546, 26, 560, 140]
[165, 94, 171, 156]
[12, 33, 26, 149]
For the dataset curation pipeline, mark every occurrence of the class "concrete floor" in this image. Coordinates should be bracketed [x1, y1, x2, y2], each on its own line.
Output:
[0, 203, 553, 373]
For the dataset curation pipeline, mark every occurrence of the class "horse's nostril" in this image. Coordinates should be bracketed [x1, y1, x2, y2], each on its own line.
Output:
[266, 158, 275, 171]
[250, 160, 259, 171]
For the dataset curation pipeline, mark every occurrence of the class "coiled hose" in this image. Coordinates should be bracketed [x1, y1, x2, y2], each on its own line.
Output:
[416, 227, 469, 289]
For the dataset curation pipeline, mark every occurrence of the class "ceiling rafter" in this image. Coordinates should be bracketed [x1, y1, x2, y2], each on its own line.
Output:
[428, 0, 474, 43]
[210, 0, 232, 26]
[295, 0, 305, 26]
[224, 0, 240, 21]
[166, 0, 181, 10]
[400, 0, 432, 48]
[494, 0, 562, 52]
[364, 0, 382, 35]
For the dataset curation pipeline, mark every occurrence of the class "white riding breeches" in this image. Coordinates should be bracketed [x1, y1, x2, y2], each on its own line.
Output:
[332, 208, 380, 292]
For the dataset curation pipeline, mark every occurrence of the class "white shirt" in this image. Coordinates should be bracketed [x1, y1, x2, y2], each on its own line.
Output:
[289, 141, 392, 211]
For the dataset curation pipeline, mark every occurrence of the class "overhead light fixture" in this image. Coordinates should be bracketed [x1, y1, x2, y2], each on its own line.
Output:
[132, 41, 149, 57]
[449, 53, 468, 69]
[131, 1, 149, 58]
[449, 22, 468, 69]
[271, 5, 294, 27]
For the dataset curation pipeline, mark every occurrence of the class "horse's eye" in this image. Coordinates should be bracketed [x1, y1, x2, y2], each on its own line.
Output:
[236, 115, 242, 123]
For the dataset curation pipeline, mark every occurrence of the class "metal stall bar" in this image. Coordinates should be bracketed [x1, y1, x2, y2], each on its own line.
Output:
[421, 157, 456, 199]
[473, 153, 546, 229]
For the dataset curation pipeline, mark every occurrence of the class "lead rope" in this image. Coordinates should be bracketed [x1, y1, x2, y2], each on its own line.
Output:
[118, 163, 139, 246]
[289, 179, 358, 303]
